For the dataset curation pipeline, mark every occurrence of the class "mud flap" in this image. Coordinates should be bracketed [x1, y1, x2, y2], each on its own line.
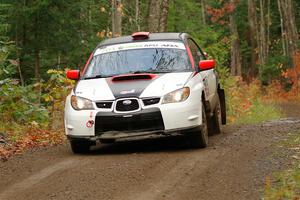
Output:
[218, 88, 226, 125]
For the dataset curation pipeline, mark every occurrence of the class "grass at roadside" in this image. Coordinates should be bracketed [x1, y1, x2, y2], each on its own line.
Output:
[264, 131, 300, 199]
[223, 76, 283, 125]
[234, 100, 282, 125]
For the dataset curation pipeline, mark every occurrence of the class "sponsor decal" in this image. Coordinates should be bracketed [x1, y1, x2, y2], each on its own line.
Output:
[86, 111, 94, 128]
[120, 89, 135, 95]
[86, 120, 94, 128]
[94, 41, 185, 56]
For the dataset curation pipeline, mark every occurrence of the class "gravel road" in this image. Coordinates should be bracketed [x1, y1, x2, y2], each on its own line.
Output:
[0, 104, 299, 200]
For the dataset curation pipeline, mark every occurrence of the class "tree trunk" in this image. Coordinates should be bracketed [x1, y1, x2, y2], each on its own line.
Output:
[277, 0, 298, 67]
[247, 0, 258, 78]
[135, 0, 140, 31]
[257, 0, 269, 79]
[148, 0, 162, 32]
[159, 0, 169, 32]
[34, 14, 40, 83]
[229, 1, 242, 76]
[17, 0, 27, 86]
[34, 49, 40, 83]
[111, 0, 122, 37]
[200, 0, 206, 25]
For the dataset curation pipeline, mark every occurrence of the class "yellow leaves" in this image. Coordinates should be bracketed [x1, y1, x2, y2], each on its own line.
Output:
[108, 31, 113, 38]
[225, 76, 260, 123]
[97, 30, 114, 39]
[0, 127, 66, 161]
[47, 69, 63, 75]
[97, 30, 106, 39]
[117, 5, 123, 13]
[30, 121, 39, 127]
[43, 94, 53, 102]
[100, 6, 106, 13]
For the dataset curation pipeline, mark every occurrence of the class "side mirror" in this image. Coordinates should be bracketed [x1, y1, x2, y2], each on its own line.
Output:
[66, 70, 80, 80]
[198, 60, 215, 71]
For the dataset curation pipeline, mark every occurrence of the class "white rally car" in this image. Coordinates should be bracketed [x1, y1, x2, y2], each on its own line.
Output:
[65, 32, 226, 153]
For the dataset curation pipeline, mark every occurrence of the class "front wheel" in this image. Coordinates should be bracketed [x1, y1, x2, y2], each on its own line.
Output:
[208, 94, 222, 135]
[189, 104, 208, 148]
[70, 140, 92, 154]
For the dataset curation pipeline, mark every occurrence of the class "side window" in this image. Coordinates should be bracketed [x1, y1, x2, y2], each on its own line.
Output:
[187, 39, 205, 63]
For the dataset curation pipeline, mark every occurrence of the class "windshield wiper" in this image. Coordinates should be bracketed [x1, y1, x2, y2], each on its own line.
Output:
[83, 75, 109, 80]
[131, 70, 171, 74]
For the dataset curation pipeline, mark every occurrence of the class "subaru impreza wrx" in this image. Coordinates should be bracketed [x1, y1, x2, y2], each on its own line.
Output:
[65, 32, 226, 153]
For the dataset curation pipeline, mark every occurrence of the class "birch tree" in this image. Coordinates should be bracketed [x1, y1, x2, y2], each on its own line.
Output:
[277, 0, 298, 67]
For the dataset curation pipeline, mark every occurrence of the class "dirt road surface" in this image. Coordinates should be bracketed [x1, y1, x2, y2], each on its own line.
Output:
[1, 104, 300, 200]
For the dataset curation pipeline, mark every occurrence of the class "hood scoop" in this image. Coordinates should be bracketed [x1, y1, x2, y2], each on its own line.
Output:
[111, 74, 157, 82]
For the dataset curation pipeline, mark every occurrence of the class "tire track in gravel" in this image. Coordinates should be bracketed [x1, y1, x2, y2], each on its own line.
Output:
[0, 158, 79, 200]
[124, 147, 226, 200]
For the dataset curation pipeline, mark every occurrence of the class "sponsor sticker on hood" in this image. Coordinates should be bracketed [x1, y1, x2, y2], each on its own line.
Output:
[94, 41, 186, 56]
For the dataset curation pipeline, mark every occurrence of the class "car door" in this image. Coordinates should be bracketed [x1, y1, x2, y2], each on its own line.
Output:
[187, 38, 217, 103]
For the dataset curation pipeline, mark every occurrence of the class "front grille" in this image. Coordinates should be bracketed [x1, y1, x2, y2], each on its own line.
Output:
[115, 99, 140, 112]
[143, 98, 160, 106]
[95, 108, 164, 133]
[96, 101, 113, 109]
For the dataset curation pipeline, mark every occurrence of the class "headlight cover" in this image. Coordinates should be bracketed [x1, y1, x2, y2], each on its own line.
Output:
[71, 95, 94, 110]
[162, 87, 190, 104]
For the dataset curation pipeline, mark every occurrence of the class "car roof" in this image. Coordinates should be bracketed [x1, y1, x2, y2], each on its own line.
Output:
[97, 32, 189, 48]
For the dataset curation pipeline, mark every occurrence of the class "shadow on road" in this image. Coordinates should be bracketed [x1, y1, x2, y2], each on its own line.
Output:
[86, 135, 196, 155]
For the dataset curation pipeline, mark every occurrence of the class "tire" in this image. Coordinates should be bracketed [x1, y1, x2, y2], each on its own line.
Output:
[208, 94, 222, 135]
[189, 104, 209, 148]
[70, 140, 91, 154]
[218, 89, 227, 125]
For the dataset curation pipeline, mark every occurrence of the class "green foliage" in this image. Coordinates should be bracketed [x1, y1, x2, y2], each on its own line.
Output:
[167, 0, 231, 69]
[0, 41, 73, 130]
[42, 69, 74, 129]
[0, 81, 49, 127]
[265, 169, 300, 199]
[0, 41, 17, 79]
[261, 56, 289, 85]
[6, 0, 110, 82]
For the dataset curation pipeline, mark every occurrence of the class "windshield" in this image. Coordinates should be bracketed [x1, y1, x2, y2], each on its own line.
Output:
[83, 45, 191, 78]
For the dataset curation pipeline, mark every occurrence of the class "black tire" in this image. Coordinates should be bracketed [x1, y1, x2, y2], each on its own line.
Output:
[70, 140, 91, 154]
[189, 104, 208, 148]
[208, 94, 222, 135]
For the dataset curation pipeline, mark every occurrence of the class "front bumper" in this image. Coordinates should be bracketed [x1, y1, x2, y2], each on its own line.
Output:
[65, 94, 203, 139]
[67, 125, 200, 142]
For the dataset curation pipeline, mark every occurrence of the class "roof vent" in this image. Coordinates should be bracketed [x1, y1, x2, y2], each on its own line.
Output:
[131, 32, 150, 40]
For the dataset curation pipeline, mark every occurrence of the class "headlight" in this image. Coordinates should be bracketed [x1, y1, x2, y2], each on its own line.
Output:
[71, 95, 94, 110]
[162, 87, 190, 104]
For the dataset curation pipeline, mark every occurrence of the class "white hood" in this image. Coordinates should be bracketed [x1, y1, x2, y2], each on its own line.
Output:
[74, 72, 193, 101]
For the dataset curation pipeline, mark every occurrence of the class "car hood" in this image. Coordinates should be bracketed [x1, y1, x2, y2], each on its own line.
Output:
[74, 72, 193, 101]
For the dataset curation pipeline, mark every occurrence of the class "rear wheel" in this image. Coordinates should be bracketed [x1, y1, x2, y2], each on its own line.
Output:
[189, 104, 208, 148]
[70, 140, 92, 154]
[208, 94, 222, 135]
